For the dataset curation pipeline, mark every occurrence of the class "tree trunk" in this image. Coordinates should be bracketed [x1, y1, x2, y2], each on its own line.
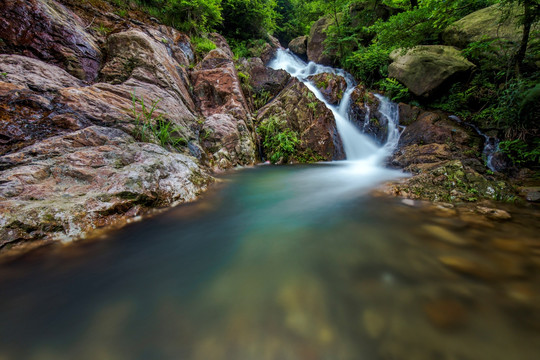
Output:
[514, 0, 533, 72]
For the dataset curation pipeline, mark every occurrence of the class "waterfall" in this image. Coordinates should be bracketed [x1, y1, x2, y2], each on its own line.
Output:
[268, 49, 400, 165]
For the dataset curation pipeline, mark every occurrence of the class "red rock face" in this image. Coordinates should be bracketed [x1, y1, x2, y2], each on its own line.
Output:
[0, 0, 101, 82]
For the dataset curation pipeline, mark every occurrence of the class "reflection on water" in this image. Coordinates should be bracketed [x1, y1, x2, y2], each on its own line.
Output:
[0, 165, 539, 360]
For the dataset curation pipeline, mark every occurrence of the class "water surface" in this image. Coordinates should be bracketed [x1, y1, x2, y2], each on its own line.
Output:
[0, 164, 539, 360]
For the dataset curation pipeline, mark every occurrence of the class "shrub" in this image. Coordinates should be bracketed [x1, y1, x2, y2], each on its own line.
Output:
[257, 116, 299, 163]
[376, 78, 410, 102]
[191, 36, 217, 59]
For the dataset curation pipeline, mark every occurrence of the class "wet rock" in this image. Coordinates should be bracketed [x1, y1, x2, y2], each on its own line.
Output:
[397, 102, 421, 126]
[237, 57, 290, 98]
[288, 36, 308, 57]
[423, 299, 468, 330]
[307, 16, 336, 66]
[257, 79, 345, 162]
[308, 73, 347, 105]
[438, 255, 497, 280]
[398, 111, 475, 149]
[388, 46, 475, 98]
[363, 309, 387, 339]
[422, 224, 468, 246]
[0, 0, 101, 82]
[349, 85, 392, 144]
[392, 144, 453, 171]
[0, 126, 212, 248]
[191, 44, 256, 168]
[521, 187, 540, 202]
[492, 238, 528, 254]
[476, 206, 511, 221]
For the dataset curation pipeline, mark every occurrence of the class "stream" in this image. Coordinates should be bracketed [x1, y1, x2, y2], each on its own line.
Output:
[0, 50, 539, 360]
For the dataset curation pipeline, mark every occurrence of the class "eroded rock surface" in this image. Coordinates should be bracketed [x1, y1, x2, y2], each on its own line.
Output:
[0, 0, 101, 82]
[0, 126, 211, 249]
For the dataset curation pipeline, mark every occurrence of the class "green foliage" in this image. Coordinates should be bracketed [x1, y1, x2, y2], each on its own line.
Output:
[220, 0, 279, 39]
[131, 92, 187, 150]
[376, 77, 410, 102]
[344, 45, 391, 84]
[229, 38, 269, 59]
[191, 36, 217, 59]
[92, 23, 112, 35]
[499, 138, 540, 166]
[253, 89, 272, 109]
[257, 116, 300, 163]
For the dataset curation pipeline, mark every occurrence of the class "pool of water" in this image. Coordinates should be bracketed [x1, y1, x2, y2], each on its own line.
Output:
[0, 164, 539, 360]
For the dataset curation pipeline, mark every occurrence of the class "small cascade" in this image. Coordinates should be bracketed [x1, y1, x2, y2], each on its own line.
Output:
[373, 94, 401, 154]
[269, 49, 400, 164]
[449, 115, 500, 171]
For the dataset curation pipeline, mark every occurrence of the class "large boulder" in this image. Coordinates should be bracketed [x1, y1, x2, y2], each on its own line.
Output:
[388, 45, 475, 98]
[190, 44, 257, 168]
[307, 16, 337, 66]
[237, 57, 291, 98]
[288, 36, 308, 57]
[100, 29, 196, 113]
[443, 3, 540, 51]
[0, 126, 211, 249]
[256, 79, 344, 162]
[308, 73, 347, 105]
[0, 0, 101, 82]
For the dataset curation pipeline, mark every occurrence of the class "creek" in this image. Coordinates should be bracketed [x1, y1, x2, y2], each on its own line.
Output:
[0, 50, 539, 360]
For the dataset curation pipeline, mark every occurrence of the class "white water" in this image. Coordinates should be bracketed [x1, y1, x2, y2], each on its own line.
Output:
[268, 49, 401, 165]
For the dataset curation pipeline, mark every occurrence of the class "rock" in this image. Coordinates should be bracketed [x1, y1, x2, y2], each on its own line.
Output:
[438, 255, 497, 280]
[256, 79, 344, 162]
[492, 238, 527, 254]
[260, 35, 282, 64]
[349, 85, 392, 144]
[422, 224, 468, 246]
[308, 73, 347, 105]
[237, 57, 291, 98]
[521, 187, 540, 202]
[392, 144, 453, 171]
[0, 0, 101, 82]
[307, 16, 336, 66]
[443, 3, 539, 53]
[190, 44, 256, 168]
[388, 46, 475, 97]
[363, 309, 386, 339]
[0, 55, 83, 92]
[100, 29, 196, 113]
[398, 111, 476, 149]
[423, 299, 467, 330]
[476, 206, 511, 220]
[0, 126, 212, 248]
[57, 78, 198, 145]
[288, 36, 308, 57]
[397, 103, 421, 126]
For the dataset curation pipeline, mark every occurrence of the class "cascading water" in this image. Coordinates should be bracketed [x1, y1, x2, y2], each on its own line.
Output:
[268, 49, 400, 165]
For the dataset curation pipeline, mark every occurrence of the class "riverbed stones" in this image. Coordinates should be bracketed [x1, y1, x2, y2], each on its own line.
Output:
[476, 206, 512, 221]
[388, 45, 475, 98]
[423, 298, 467, 329]
[422, 224, 468, 246]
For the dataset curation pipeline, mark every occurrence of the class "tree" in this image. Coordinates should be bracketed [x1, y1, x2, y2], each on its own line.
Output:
[509, 0, 540, 71]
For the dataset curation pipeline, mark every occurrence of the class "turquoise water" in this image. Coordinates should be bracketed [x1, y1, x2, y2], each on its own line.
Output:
[0, 164, 539, 360]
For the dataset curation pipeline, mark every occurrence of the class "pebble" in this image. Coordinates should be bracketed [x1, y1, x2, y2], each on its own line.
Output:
[438, 255, 496, 280]
[423, 299, 467, 330]
[476, 206, 512, 220]
[363, 309, 386, 339]
[422, 224, 469, 246]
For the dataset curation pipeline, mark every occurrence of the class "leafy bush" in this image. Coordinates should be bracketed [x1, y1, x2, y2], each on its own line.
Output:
[220, 0, 279, 40]
[257, 116, 299, 163]
[191, 36, 217, 59]
[499, 138, 540, 166]
[376, 78, 410, 102]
